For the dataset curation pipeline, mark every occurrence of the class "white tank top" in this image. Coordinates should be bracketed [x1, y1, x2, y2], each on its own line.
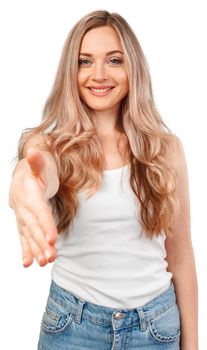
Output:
[51, 163, 172, 308]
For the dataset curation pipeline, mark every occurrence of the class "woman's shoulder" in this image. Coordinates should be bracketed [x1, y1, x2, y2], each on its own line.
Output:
[166, 135, 184, 165]
[165, 135, 188, 186]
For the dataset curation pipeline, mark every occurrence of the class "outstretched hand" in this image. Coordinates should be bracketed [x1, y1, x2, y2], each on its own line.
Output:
[9, 148, 59, 267]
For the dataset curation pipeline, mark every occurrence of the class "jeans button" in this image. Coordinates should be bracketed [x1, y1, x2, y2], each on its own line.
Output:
[114, 312, 123, 319]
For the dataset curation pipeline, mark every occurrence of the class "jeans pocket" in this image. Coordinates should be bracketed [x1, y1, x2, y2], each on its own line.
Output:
[41, 295, 74, 334]
[148, 302, 181, 344]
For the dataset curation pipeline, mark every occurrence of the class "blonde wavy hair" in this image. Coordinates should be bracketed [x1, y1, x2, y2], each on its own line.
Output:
[18, 10, 179, 238]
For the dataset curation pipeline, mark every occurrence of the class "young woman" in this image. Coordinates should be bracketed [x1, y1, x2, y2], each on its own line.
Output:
[9, 10, 198, 350]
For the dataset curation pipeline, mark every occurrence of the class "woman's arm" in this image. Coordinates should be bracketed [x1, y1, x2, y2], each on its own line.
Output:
[165, 138, 198, 349]
[9, 134, 59, 267]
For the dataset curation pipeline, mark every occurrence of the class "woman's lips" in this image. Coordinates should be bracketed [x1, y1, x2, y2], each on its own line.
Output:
[87, 87, 115, 96]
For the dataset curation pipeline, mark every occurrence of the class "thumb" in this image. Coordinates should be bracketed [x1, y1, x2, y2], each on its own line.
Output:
[26, 148, 46, 178]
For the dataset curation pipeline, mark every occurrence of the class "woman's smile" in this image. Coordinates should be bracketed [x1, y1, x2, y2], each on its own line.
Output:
[87, 86, 115, 96]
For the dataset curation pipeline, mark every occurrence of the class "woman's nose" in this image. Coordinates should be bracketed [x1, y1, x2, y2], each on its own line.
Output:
[92, 63, 108, 81]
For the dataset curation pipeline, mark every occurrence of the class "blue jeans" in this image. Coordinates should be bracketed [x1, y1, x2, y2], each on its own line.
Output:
[37, 280, 181, 349]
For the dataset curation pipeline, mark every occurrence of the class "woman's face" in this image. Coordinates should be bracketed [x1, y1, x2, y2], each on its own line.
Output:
[77, 26, 129, 115]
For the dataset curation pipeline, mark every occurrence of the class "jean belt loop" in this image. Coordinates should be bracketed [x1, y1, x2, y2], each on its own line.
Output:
[136, 307, 147, 331]
[74, 298, 86, 324]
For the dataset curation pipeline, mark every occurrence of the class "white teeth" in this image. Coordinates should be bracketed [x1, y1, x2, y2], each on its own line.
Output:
[90, 87, 112, 92]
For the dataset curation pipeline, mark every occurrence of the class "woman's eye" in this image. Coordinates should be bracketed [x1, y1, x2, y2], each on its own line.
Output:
[109, 58, 122, 64]
[78, 58, 90, 65]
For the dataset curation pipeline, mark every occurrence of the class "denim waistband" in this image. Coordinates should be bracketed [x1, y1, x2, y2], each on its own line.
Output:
[48, 280, 176, 331]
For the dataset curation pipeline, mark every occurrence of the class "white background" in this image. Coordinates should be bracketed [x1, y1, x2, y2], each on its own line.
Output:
[0, 0, 206, 348]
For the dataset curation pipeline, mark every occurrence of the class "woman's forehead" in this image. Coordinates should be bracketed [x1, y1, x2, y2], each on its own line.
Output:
[80, 26, 123, 53]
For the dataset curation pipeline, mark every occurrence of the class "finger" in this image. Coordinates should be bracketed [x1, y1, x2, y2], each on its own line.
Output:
[21, 226, 48, 267]
[19, 233, 34, 268]
[16, 217, 34, 267]
[23, 218, 57, 263]
[29, 201, 58, 246]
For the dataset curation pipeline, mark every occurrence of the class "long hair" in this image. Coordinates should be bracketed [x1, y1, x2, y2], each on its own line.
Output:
[18, 10, 179, 238]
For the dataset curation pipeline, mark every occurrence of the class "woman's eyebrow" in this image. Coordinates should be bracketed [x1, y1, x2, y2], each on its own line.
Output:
[79, 50, 124, 57]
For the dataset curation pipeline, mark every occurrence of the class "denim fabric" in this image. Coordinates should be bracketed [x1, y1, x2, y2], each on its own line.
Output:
[37, 280, 181, 349]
